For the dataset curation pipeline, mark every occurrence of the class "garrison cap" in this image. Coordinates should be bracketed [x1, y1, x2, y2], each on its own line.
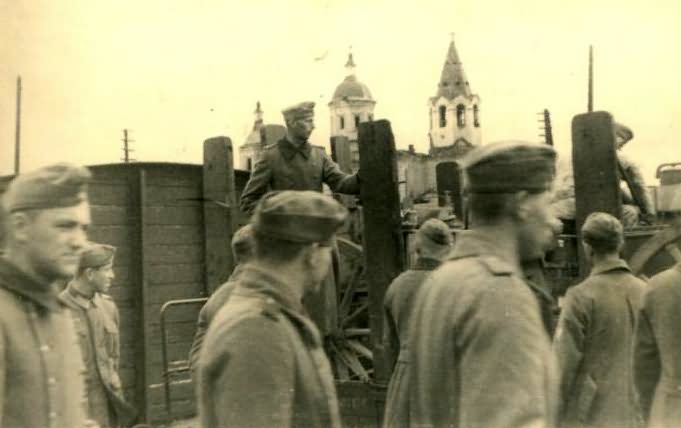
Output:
[460, 140, 556, 194]
[614, 122, 634, 145]
[582, 212, 623, 250]
[80, 243, 116, 269]
[252, 190, 348, 245]
[282, 101, 315, 122]
[2, 163, 91, 213]
[417, 218, 452, 246]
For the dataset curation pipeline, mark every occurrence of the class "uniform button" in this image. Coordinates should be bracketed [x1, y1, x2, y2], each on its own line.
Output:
[40, 344, 50, 353]
[48, 377, 57, 386]
[49, 412, 57, 419]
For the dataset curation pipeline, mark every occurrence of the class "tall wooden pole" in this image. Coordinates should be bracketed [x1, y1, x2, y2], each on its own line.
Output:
[14, 76, 22, 174]
[588, 46, 594, 112]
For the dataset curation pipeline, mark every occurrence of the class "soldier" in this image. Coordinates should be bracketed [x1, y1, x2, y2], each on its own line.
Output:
[615, 123, 656, 225]
[239, 101, 360, 336]
[554, 212, 645, 428]
[383, 218, 452, 428]
[60, 243, 136, 428]
[404, 141, 559, 428]
[188, 223, 254, 374]
[634, 256, 681, 428]
[197, 190, 346, 428]
[0, 163, 92, 427]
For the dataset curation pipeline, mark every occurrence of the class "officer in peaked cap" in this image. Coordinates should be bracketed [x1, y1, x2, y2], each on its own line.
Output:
[60, 242, 137, 428]
[198, 190, 346, 428]
[239, 100, 361, 338]
[0, 163, 93, 428]
[383, 218, 453, 427]
[555, 212, 645, 428]
[397, 141, 559, 428]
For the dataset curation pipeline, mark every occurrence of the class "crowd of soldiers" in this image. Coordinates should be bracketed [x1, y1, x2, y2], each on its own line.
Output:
[0, 100, 679, 428]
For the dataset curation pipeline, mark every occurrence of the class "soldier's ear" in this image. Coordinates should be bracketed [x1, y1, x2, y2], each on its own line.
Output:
[512, 191, 531, 221]
[8, 212, 33, 244]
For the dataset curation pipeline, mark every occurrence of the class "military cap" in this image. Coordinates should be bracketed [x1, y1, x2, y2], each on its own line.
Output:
[417, 218, 452, 246]
[2, 163, 91, 213]
[80, 242, 116, 269]
[252, 190, 348, 245]
[614, 122, 634, 146]
[582, 212, 623, 250]
[460, 140, 556, 194]
[281, 101, 315, 122]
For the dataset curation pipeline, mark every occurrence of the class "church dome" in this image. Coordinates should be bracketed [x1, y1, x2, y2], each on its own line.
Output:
[333, 75, 373, 100]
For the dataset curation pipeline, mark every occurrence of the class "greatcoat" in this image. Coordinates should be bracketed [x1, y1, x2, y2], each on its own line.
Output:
[553, 258, 645, 428]
[0, 258, 89, 428]
[382, 257, 440, 428]
[634, 263, 681, 428]
[197, 264, 342, 428]
[404, 231, 558, 428]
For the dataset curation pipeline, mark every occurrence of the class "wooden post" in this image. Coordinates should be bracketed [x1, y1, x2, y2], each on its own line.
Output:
[202, 137, 237, 294]
[358, 120, 405, 385]
[436, 161, 464, 219]
[572, 111, 621, 277]
[330, 136, 353, 173]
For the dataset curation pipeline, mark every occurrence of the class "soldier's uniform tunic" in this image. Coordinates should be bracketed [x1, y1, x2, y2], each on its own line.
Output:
[197, 264, 342, 428]
[554, 259, 645, 428]
[0, 258, 89, 428]
[634, 263, 681, 428]
[60, 284, 135, 428]
[406, 231, 558, 428]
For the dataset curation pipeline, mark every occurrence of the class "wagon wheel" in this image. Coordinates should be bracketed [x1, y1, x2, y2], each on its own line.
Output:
[628, 223, 681, 278]
[328, 237, 373, 382]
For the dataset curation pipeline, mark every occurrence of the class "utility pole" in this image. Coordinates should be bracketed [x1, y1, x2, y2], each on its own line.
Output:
[537, 109, 553, 146]
[588, 45, 594, 112]
[121, 129, 136, 162]
[14, 76, 22, 175]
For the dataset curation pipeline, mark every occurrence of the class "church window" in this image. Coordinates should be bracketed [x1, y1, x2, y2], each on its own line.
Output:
[457, 104, 466, 127]
[340, 116, 345, 130]
[439, 106, 447, 128]
[368, 114, 373, 122]
[474, 105, 480, 127]
[246, 158, 252, 171]
[355, 115, 360, 129]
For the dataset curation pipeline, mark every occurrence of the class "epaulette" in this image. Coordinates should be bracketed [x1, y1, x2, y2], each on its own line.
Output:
[100, 293, 114, 301]
[477, 256, 514, 276]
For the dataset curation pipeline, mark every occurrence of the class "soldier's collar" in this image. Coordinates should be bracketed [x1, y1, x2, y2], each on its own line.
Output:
[0, 257, 61, 311]
[63, 283, 96, 309]
[448, 230, 521, 276]
[590, 258, 631, 276]
[413, 257, 442, 271]
[237, 264, 306, 314]
[279, 138, 311, 160]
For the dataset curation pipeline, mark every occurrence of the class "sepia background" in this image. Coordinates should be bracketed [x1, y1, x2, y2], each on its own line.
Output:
[1, 0, 679, 182]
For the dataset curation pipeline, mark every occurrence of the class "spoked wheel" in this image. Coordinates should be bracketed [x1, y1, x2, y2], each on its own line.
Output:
[629, 222, 681, 278]
[328, 237, 373, 382]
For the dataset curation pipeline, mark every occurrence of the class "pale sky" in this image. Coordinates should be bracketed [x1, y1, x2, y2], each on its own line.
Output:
[1, 0, 680, 182]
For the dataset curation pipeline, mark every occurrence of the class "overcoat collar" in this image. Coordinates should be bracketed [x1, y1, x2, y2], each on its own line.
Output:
[413, 257, 442, 271]
[278, 138, 311, 160]
[590, 258, 631, 276]
[448, 230, 522, 276]
[0, 257, 61, 311]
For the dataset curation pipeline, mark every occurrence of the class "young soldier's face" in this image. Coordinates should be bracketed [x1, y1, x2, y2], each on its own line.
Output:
[90, 261, 115, 294]
[517, 191, 557, 261]
[20, 202, 91, 281]
[289, 116, 315, 141]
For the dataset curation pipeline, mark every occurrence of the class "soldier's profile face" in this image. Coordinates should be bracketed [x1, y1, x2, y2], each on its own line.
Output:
[289, 116, 315, 140]
[517, 191, 557, 261]
[90, 260, 115, 293]
[22, 202, 91, 281]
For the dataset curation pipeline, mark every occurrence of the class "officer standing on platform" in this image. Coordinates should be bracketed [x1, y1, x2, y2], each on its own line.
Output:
[0, 163, 92, 428]
[60, 243, 136, 428]
[383, 218, 453, 428]
[239, 101, 360, 336]
[404, 141, 560, 428]
[198, 190, 347, 428]
[554, 212, 645, 428]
